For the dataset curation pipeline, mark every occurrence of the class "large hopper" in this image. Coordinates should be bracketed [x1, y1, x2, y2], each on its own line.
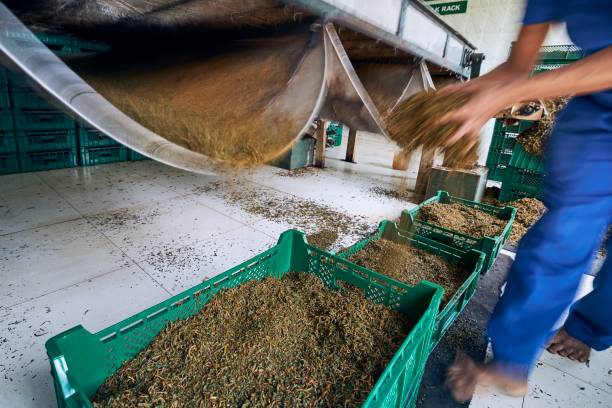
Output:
[0, 1, 472, 174]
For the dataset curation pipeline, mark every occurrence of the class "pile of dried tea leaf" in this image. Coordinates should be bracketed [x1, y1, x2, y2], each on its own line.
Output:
[417, 202, 507, 238]
[199, 180, 372, 250]
[504, 198, 546, 244]
[347, 239, 468, 305]
[306, 229, 339, 250]
[93, 273, 411, 408]
[516, 97, 570, 156]
[386, 91, 478, 168]
[72, 33, 311, 167]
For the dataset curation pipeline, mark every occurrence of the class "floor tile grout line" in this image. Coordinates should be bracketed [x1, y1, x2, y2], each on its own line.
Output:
[37, 165, 264, 297]
[39, 165, 184, 217]
[539, 360, 612, 396]
[0, 215, 85, 237]
[12, 162, 409, 305]
[80, 197, 257, 295]
[3, 262, 141, 310]
[38, 171, 175, 297]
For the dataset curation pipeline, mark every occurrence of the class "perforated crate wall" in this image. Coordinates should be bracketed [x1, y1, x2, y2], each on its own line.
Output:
[46, 230, 442, 408]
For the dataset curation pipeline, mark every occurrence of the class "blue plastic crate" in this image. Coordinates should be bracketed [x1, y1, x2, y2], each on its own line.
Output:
[17, 129, 77, 152]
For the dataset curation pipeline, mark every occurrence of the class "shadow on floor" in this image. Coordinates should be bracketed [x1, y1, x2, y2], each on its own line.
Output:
[416, 253, 513, 407]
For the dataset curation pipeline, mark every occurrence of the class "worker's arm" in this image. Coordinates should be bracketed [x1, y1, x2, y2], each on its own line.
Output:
[443, 26, 612, 145]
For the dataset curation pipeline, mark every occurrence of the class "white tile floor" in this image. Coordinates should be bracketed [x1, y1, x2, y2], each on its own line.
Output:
[1, 133, 610, 407]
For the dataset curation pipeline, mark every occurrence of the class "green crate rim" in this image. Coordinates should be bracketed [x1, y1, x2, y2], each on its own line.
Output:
[399, 191, 516, 271]
[508, 144, 545, 173]
[337, 220, 485, 349]
[45, 229, 442, 408]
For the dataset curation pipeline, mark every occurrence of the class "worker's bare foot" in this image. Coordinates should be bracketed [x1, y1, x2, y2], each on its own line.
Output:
[547, 328, 591, 363]
[446, 352, 528, 402]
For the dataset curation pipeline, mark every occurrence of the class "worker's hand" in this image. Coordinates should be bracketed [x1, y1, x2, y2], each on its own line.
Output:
[439, 83, 519, 147]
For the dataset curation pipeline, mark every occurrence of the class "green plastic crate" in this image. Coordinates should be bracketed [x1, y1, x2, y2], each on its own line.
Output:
[13, 110, 75, 131]
[80, 146, 128, 166]
[0, 130, 16, 153]
[3, 30, 110, 56]
[486, 147, 513, 182]
[35, 32, 110, 55]
[399, 191, 516, 271]
[326, 122, 343, 147]
[19, 149, 78, 172]
[0, 152, 19, 175]
[533, 63, 566, 75]
[78, 127, 119, 148]
[128, 149, 149, 161]
[337, 221, 485, 349]
[508, 144, 545, 173]
[0, 112, 13, 131]
[0, 70, 8, 109]
[499, 167, 545, 202]
[45, 230, 442, 408]
[17, 129, 77, 152]
[539, 45, 583, 64]
[10, 89, 58, 110]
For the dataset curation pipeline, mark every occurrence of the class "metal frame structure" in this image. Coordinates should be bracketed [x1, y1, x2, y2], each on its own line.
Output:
[294, 0, 476, 76]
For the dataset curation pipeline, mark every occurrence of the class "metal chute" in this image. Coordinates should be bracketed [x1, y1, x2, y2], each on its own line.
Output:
[0, 0, 466, 175]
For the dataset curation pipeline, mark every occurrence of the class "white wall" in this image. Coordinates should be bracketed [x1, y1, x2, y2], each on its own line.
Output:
[439, 0, 573, 74]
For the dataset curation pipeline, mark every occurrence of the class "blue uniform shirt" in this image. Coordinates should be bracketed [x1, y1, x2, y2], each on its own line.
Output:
[523, 0, 612, 53]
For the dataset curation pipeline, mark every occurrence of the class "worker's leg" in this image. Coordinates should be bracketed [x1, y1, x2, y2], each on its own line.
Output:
[487, 98, 612, 374]
[447, 98, 612, 402]
[487, 206, 608, 374]
[562, 234, 612, 352]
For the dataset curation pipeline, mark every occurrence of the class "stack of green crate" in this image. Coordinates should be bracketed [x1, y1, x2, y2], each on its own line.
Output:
[78, 125, 149, 165]
[326, 122, 343, 147]
[486, 120, 533, 182]
[8, 71, 79, 172]
[398, 191, 516, 272]
[487, 44, 582, 183]
[0, 67, 19, 175]
[337, 220, 485, 349]
[77, 125, 129, 166]
[0, 31, 149, 174]
[499, 144, 545, 202]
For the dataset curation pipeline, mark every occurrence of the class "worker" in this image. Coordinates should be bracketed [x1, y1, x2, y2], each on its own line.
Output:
[440, 0, 612, 401]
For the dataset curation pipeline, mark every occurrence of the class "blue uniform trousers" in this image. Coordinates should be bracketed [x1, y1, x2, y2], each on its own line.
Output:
[487, 96, 612, 376]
